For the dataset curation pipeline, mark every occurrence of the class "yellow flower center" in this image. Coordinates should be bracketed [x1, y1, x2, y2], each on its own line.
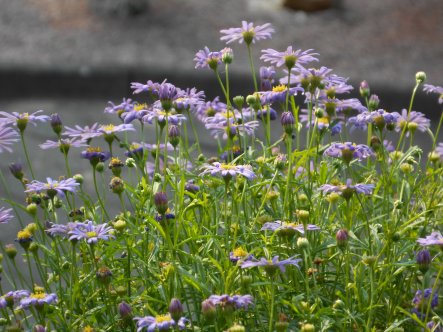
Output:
[283, 222, 298, 228]
[87, 147, 102, 153]
[86, 231, 97, 238]
[31, 291, 47, 300]
[318, 117, 330, 125]
[83, 326, 94, 332]
[102, 124, 115, 132]
[233, 247, 248, 257]
[17, 229, 32, 240]
[129, 143, 141, 150]
[220, 164, 236, 170]
[272, 85, 287, 93]
[134, 103, 147, 111]
[155, 313, 172, 323]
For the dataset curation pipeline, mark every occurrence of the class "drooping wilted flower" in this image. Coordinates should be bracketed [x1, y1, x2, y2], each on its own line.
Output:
[396, 109, 430, 135]
[220, 21, 274, 45]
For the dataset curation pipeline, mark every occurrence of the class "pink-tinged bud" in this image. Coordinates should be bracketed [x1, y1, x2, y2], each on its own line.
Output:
[416, 249, 431, 274]
[359, 80, 370, 98]
[368, 94, 379, 111]
[336, 229, 349, 249]
[168, 298, 184, 322]
[154, 192, 168, 215]
[118, 301, 132, 319]
[281, 111, 295, 135]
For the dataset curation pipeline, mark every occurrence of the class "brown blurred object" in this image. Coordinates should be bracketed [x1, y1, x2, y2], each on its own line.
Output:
[283, 0, 332, 11]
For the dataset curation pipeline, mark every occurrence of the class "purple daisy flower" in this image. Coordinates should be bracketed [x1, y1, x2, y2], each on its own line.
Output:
[63, 123, 102, 141]
[220, 21, 274, 44]
[319, 178, 375, 199]
[348, 109, 400, 130]
[68, 220, 114, 244]
[194, 97, 227, 122]
[124, 142, 146, 159]
[0, 123, 19, 153]
[20, 289, 57, 309]
[121, 103, 150, 124]
[46, 222, 79, 238]
[173, 87, 205, 113]
[0, 110, 49, 130]
[205, 120, 259, 140]
[0, 290, 31, 308]
[207, 294, 254, 310]
[417, 231, 443, 248]
[0, 207, 14, 224]
[396, 109, 430, 135]
[240, 256, 301, 274]
[130, 80, 163, 95]
[281, 66, 334, 89]
[104, 98, 135, 114]
[323, 142, 374, 163]
[25, 177, 80, 198]
[261, 221, 320, 236]
[194, 47, 222, 70]
[260, 46, 318, 69]
[423, 84, 443, 104]
[200, 162, 256, 181]
[411, 288, 438, 319]
[134, 314, 188, 332]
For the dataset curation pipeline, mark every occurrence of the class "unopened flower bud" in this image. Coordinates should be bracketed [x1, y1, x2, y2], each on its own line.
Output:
[125, 157, 136, 168]
[281, 111, 295, 135]
[73, 173, 83, 184]
[359, 80, 370, 98]
[9, 163, 24, 181]
[407, 122, 418, 133]
[400, 163, 414, 174]
[368, 94, 380, 111]
[336, 229, 349, 249]
[5, 244, 17, 259]
[25, 223, 37, 235]
[275, 313, 289, 332]
[428, 151, 441, 163]
[233, 96, 244, 110]
[226, 323, 245, 332]
[314, 108, 324, 118]
[108, 158, 124, 177]
[113, 219, 126, 231]
[301, 323, 315, 332]
[416, 249, 431, 273]
[26, 203, 38, 216]
[154, 192, 168, 215]
[297, 237, 310, 249]
[95, 162, 105, 173]
[221, 47, 233, 64]
[296, 209, 310, 221]
[415, 71, 427, 84]
[370, 136, 382, 151]
[33, 325, 46, 332]
[118, 301, 132, 319]
[246, 94, 259, 106]
[50, 113, 63, 135]
[168, 125, 180, 148]
[168, 298, 184, 322]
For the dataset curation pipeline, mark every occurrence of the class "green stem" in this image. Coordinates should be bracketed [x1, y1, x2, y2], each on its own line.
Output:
[20, 131, 35, 179]
[246, 44, 258, 92]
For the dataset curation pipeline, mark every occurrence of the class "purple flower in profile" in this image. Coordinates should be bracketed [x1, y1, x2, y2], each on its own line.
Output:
[0, 290, 31, 308]
[205, 119, 259, 140]
[124, 142, 146, 159]
[396, 109, 430, 135]
[417, 231, 443, 249]
[319, 178, 375, 199]
[0, 110, 49, 130]
[20, 288, 57, 309]
[207, 294, 254, 310]
[173, 87, 205, 113]
[200, 162, 256, 181]
[194, 97, 227, 122]
[423, 84, 443, 104]
[261, 221, 320, 236]
[0, 123, 19, 153]
[99, 123, 135, 136]
[0, 207, 13, 224]
[68, 220, 114, 244]
[194, 47, 222, 70]
[260, 85, 303, 104]
[240, 256, 301, 274]
[348, 109, 400, 130]
[261, 46, 318, 69]
[220, 21, 274, 45]
[25, 177, 80, 198]
[281, 66, 334, 91]
[130, 80, 164, 95]
[81, 147, 111, 164]
[104, 98, 135, 114]
[143, 109, 187, 126]
[134, 314, 188, 332]
[63, 123, 102, 141]
[324, 142, 374, 163]
[39, 138, 87, 152]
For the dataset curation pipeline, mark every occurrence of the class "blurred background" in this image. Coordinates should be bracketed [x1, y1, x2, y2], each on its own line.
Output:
[1, 0, 443, 245]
